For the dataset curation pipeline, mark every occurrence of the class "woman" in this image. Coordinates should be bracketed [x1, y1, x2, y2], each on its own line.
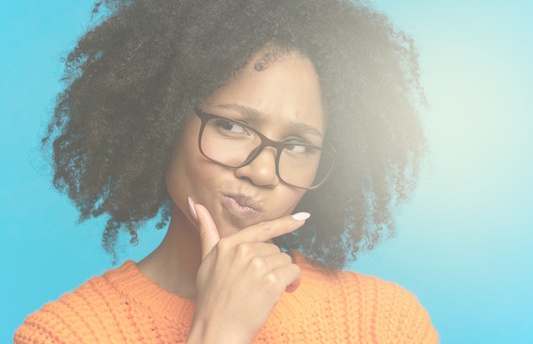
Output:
[15, 0, 438, 343]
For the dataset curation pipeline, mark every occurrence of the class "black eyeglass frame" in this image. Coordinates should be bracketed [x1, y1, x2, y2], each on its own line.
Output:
[194, 107, 338, 190]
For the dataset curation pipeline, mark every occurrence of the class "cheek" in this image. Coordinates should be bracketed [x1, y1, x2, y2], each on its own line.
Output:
[166, 132, 229, 210]
[165, 128, 205, 204]
[165, 153, 189, 209]
[276, 189, 307, 217]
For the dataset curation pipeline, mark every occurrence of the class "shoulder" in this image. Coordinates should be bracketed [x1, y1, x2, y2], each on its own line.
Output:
[339, 271, 439, 342]
[14, 262, 136, 344]
[292, 252, 439, 343]
[14, 276, 105, 343]
[337, 269, 426, 308]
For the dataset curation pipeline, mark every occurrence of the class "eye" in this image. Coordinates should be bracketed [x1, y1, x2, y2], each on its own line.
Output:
[284, 144, 321, 158]
[283, 137, 320, 156]
[212, 119, 248, 135]
[286, 145, 307, 154]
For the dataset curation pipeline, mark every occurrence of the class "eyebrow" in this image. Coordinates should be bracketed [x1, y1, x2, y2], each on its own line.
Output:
[215, 103, 323, 139]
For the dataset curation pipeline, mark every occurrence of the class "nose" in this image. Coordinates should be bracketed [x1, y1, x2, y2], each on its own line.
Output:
[234, 146, 279, 188]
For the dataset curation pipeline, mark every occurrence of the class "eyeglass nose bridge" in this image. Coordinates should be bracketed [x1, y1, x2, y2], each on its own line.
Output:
[239, 134, 287, 170]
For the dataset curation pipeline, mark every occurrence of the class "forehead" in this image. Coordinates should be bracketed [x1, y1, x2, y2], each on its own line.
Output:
[204, 51, 326, 135]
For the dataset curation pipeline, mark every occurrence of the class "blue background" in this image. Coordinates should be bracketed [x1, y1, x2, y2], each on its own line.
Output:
[1, 0, 532, 342]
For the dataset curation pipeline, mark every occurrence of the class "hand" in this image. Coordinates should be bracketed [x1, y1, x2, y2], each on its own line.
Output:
[185, 197, 309, 344]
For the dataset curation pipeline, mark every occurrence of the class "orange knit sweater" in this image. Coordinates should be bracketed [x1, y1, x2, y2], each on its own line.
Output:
[15, 251, 438, 343]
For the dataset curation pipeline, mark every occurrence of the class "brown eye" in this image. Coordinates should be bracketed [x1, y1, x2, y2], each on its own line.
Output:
[211, 119, 248, 135]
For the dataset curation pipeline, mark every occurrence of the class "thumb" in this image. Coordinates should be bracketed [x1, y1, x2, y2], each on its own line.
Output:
[188, 197, 220, 261]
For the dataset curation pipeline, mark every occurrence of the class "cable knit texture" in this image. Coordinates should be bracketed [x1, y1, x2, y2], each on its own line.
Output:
[15, 251, 439, 343]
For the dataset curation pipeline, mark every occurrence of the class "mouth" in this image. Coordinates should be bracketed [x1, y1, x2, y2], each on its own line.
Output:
[223, 193, 262, 218]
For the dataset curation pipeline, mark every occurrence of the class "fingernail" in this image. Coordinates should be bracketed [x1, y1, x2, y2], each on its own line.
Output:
[188, 197, 198, 221]
[292, 212, 310, 221]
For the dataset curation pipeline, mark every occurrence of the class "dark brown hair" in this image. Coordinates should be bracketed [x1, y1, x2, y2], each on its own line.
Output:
[43, 0, 426, 270]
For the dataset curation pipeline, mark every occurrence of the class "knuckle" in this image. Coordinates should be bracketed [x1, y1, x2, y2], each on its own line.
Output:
[264, 272, 283, 292]
[257, 221, 273, 232]
[236, 242, 253, 258]
[250, 256, 266, 270]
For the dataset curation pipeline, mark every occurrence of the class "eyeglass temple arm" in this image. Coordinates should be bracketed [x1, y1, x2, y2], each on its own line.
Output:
[325, 139, 338, 154]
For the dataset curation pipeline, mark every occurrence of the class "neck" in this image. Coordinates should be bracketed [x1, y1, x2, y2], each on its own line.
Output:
[136, 202, 202, 302]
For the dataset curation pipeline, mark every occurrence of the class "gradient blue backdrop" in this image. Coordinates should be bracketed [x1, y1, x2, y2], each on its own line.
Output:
[1, 1, 532, 343]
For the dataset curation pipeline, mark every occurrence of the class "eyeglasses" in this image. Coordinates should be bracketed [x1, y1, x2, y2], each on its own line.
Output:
[194, 108, 338, 190]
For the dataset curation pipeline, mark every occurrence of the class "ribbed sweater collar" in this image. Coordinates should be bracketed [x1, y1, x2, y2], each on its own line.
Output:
[101, 250, 317, 320]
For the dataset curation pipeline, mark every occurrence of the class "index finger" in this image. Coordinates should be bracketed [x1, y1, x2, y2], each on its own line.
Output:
[230, 212, 310, 244]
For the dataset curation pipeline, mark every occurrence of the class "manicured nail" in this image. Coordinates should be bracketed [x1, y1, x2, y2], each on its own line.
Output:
[188, 197, 198, 221]
[292, 212, 310, 221]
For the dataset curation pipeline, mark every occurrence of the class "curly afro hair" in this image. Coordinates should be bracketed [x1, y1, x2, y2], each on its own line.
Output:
[43, 0, 426, 271]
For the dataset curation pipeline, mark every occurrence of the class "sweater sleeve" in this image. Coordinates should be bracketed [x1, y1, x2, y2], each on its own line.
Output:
[14, 306, 74, 344]
[13, 288, 190, 344]
[387, 283, 439, 343]
[342, 271, 439, 343]
[14, 312, 188, 344]
[14, 304, 189, 344]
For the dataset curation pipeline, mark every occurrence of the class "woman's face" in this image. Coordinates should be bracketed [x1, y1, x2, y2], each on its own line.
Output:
[166, 52, 325, 238]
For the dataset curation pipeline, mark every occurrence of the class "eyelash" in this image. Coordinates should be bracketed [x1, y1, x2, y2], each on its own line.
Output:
[214, 116, 312, 145]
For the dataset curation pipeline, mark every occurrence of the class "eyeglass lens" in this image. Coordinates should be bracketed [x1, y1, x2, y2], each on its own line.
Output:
[201, 117, 334, 188]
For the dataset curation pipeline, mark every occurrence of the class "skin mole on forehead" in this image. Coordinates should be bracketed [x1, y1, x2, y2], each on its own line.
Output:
[215, 103, 324, 140]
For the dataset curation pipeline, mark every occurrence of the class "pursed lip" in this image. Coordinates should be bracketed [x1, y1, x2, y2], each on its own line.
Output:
[223, 193, 262, 216]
